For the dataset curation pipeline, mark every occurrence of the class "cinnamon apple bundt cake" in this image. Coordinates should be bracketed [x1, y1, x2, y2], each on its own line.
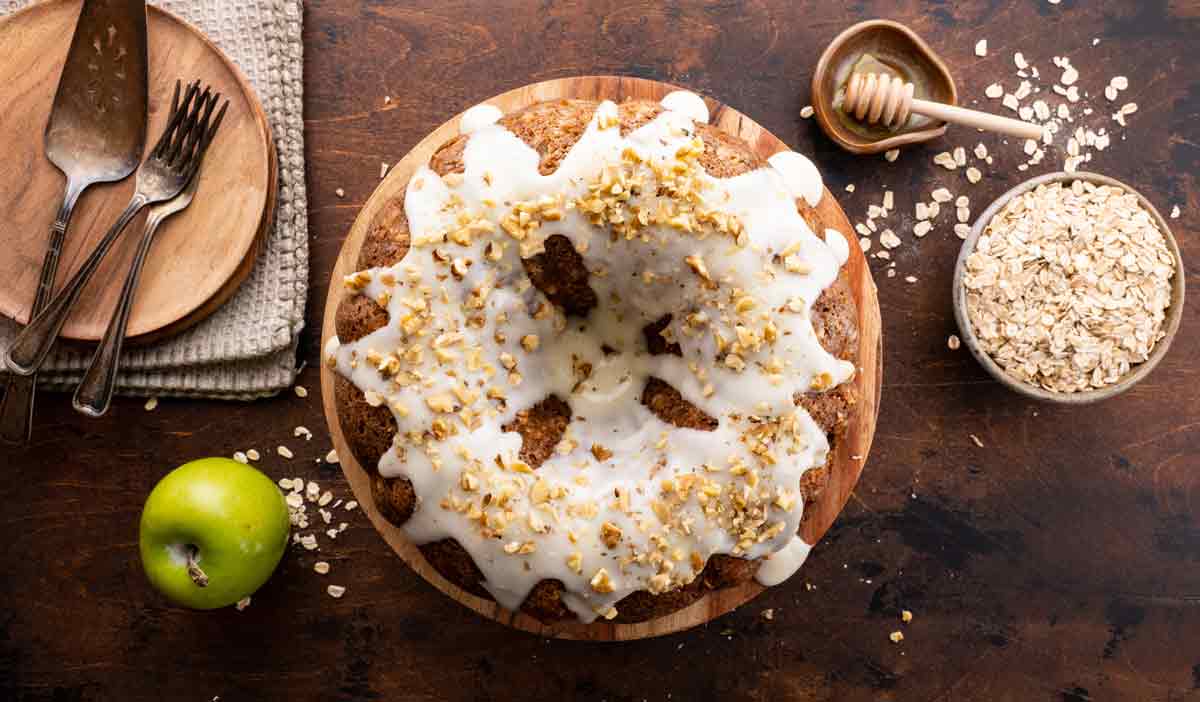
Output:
[326, 92, 859, 624]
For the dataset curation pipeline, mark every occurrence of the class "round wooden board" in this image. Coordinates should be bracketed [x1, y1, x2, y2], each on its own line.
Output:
[0, 0, 275, 342]
[320, 76, 882, 640]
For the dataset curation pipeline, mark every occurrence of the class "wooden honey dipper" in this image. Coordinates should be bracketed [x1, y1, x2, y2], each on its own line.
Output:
[842, 72, 1044, 141]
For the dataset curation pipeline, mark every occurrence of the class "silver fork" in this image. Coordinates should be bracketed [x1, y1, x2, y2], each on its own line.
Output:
[73, 94, 227, 417]
[5, 81, 224, 377]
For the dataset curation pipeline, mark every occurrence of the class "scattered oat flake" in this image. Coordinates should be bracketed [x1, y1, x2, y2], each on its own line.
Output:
[761, 608, 775, 621]
[974, 39, 987, 57]
[335, 188, 345, 198]
[235, 596, 251, 611]
[327, 585, 346, 599]
[233, 451, 248, 464]
[901, 609, 914, 623]
[314, 561, 330, 575]
[966, 167, 982, 184]
[1170, 205, 1180, 219]
[277, 445, 294, 459]
[879, 230, 901, 249]
[984, 83, 1003, 99]
[345, 501, 359, 511]
[379, 162, 389, 179]
[800, 105, 815, 119]
[884, 149, 899, 162]
[845, 183, 856, 193]
[954, 223, 971, 239]
[144, 397, 159, 411]
[890, 631, 905, 643]
[931, 188, 953, 203]
[948, 335, 961, 351]
[293, 385, 308, 398]
[970, 434, 985, 448]
[904, 275, 918, 284]
[1014, 52, 1028, 70]
[325, 449, 340, 464]
[247, 449, 261, 461]
[913, 221, 932, 238]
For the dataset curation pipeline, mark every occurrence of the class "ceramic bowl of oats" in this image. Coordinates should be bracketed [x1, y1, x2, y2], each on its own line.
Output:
[953, 171, 1185, 404]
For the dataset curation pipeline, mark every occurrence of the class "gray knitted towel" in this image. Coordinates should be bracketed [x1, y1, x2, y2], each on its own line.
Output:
[0, 0, 307, 399]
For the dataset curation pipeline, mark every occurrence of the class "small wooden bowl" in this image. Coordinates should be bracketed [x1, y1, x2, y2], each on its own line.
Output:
[812, 20, 957, 154]
[952, 171, 1186, 404]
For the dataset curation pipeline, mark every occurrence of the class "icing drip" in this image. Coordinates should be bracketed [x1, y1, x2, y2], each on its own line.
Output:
[460, 104, 503, 134]
[660, 90, 710, 124]
[753, 535, 812, 586]
[329, 98, 853, 622]
[766, 151, 824, 208]
[824, 228, 850, 266]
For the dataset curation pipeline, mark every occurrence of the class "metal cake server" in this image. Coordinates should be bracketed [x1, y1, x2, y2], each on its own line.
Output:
[0, 0, 148, 443]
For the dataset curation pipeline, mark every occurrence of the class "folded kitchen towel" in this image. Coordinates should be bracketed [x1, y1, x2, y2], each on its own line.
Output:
[0, 0, 308, 399]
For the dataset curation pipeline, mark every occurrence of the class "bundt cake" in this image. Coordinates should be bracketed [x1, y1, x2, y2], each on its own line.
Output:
[326, 92, 860, 624]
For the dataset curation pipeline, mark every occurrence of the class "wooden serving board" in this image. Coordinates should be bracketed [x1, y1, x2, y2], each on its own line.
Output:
[320, 76, 882, 640]
[0, 0, 275, 343]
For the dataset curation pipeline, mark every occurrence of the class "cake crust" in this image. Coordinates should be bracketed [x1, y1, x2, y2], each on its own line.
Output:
[333, 98, 859, 624]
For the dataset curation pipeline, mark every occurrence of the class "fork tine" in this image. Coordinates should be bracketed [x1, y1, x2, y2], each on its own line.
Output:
[166, 86, 211, 167]
[182, 96, 230, 183]
[168, 80, 181, 121]
[153, 81, 199, 158]
[180, 90, 219, 162]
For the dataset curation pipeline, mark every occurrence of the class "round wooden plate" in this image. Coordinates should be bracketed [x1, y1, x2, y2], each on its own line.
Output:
[320, 76, 882, 640]
[0, 0, 275, 342]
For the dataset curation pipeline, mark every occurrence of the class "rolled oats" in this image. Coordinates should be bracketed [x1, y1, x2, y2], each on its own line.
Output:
[963, 181, 1175, 393]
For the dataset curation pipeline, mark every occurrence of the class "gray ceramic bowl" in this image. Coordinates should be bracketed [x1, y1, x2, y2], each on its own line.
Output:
[952, 171, 1186, 404]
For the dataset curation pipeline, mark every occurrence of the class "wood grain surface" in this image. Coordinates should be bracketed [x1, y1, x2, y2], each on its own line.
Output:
[0, 0, 274, 342]
[3, 0, 1199, 700]
[319, 75, 882, 640]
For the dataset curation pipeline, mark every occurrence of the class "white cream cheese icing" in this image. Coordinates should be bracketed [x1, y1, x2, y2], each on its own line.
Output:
[660, 90, 710, 124]
[766, 150, 824, 208]
[754, 534, 813, 586]
[328, 93, 853, 622]
[824, 227, 850, 266]
[459, 103, 503, 135]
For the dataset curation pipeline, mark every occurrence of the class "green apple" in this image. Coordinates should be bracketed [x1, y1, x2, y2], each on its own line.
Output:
[139, 458, 290, 609]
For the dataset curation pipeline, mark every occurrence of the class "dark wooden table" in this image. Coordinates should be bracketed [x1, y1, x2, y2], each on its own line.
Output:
[4, 1, 1198, 700]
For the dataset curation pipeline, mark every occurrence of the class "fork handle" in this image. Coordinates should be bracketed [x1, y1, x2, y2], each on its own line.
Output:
[73, 210, 167, 417]
[1, 179, 86, 443]
[5, 193, 147, 376]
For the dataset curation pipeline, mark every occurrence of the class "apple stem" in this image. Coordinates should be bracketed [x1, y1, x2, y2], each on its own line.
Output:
[185, 545, 209, 588]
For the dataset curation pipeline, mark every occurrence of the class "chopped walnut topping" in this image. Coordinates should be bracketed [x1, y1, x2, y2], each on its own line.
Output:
[600, 521, 623, 548]
[589, 568, 615, 593]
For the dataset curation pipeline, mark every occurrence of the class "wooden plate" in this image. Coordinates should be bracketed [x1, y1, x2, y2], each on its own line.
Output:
[320, 76, 882, 640]
[0, 0, 274, 342]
